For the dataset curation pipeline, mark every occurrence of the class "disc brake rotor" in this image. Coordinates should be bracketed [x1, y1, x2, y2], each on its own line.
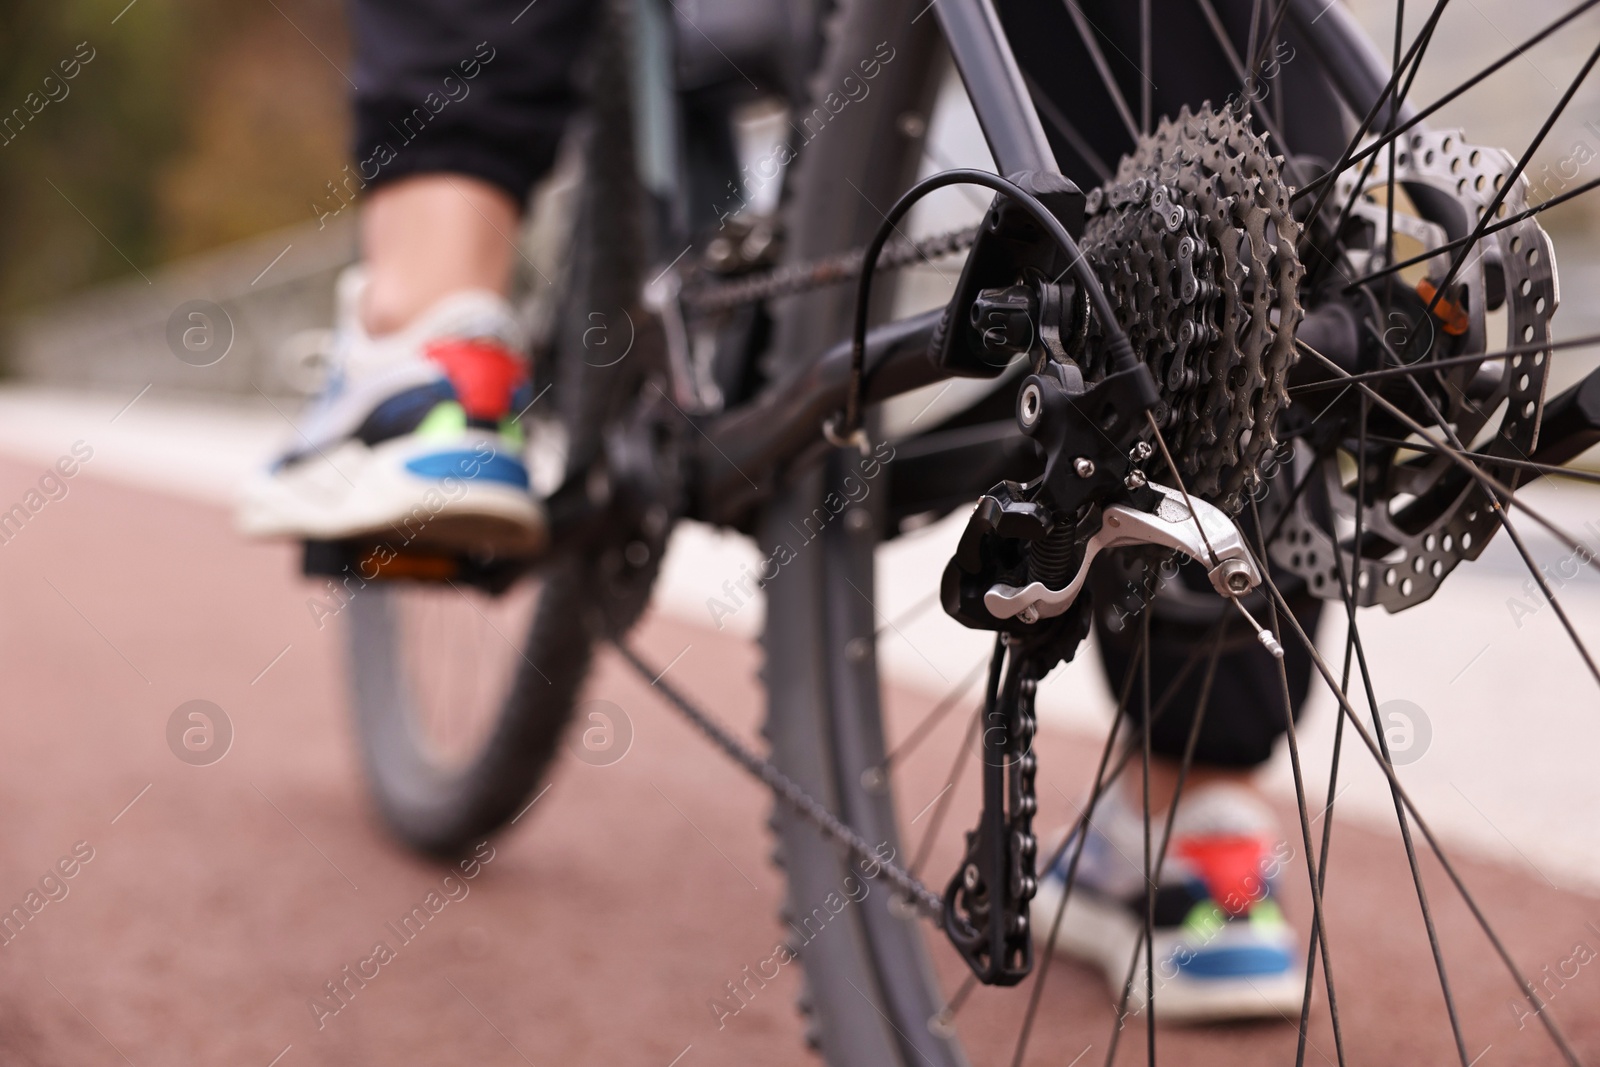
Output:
[1272, 128, 1558, 611]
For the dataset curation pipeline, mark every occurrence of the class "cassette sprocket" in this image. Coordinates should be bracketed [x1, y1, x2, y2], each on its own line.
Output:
[1080, 104, 1304, 514]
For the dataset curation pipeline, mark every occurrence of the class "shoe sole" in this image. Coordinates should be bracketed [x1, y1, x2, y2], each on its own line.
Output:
[1031, 877, 1306, 1023]
[237, 435, 547, 555]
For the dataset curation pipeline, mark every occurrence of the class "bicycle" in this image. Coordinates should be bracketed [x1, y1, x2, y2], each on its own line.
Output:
[307, 0, 1600, 1063]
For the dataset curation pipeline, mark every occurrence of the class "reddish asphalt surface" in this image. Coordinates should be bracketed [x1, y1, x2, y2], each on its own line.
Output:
[0, 456, 1597, 1066]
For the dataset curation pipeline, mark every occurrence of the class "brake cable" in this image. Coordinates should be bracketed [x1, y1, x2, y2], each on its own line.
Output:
[831, 168, 1141, 446]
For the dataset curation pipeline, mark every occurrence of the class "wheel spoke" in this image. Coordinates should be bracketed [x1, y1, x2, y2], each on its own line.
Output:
[1008, 630, 1144, 1067]
[1193, 0, 1308, 186]
[1291, 0, 1600, 205]
[1264, 439, 1340, 548]
[1248, 0, 1292, 76]
[1032, 627, 1239, 886]
[878, 657, 990, 776]
[1295, 506, 1358, 1066]
[1308, 8, 1448, 287]
[1102, 620, 1229, 1067]
[1296, 340, 1599, 565]
[1320, 402, 1472, 1065]
[1288, 395, 1372, 1065]
[1424, 39, 1600, 315]
[1195, 0, 1247, 81]
[947, 972, 979, 1017]
[1061, 0, 1142, 144]
[1342, 173, 1600, 289]
[1249, 500, 1350, 1067]
[1139, 0, 1153, 136]
[1011, 606, 1248, 1065]
[1290, 329, 1600, 393]
[1249, 564, 1586, 1066]
[910, 704, 985, 879]
[1358, 435, 1600, 487]
[1140, 610, 1157, 1064]
[1294, 0, 1453, 249]
[1382, 353, 1600, 691]
[1022, 68, 1114, 183]
[1246, 0, 1265, 82]
[1382, 0, 1405, 349]
[878, 590, 943, 639]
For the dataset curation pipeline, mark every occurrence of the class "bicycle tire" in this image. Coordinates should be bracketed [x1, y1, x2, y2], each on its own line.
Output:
[757, 1, 960, 1063]
[344, 0, 656, 859]
[758, 1, 1355, 1063]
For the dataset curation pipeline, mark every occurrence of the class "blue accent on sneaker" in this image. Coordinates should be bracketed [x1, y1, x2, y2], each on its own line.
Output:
[356, 381, 455, 446]
[1175, 944, 1294, 979]
[405, 450, 530, 489]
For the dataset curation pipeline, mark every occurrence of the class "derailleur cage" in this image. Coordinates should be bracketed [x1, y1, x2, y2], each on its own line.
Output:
[943, 644, 1041, 986]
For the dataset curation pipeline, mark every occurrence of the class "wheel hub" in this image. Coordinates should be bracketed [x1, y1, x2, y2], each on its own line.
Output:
[1273, 127, 1559, 611]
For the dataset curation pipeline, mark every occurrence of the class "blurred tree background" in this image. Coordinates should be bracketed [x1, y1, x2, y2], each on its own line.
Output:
[0, 0, 349, 315]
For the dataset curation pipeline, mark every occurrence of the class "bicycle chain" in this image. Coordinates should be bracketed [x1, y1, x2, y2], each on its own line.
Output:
[613, 640, 946, 920]
[680, 224, 979, 313]
[943, 659, 1040, 983]
[1080, 105, 1303, 513]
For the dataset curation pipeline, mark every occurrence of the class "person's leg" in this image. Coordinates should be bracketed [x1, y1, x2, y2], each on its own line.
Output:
[1135, 758, 1254, 816]
[1033, 535, 1325, 1020]
[238, 0, 596, 548]
[360, 175, 519, 336]
[346, 0, 598, 334]
[1096, 584, 1325, 808]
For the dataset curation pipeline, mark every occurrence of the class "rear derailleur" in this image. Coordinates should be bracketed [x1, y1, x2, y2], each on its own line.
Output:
[935, 295, 1265, 987]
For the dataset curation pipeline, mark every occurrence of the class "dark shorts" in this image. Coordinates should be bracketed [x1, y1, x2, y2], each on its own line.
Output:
[1094, 571, 1325, 769]
[347, 0, 597, 203]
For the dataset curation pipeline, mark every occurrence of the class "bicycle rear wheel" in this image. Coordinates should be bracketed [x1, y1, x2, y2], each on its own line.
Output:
[757, 2, 961, 1062]
[761, 1, 1600, 1065]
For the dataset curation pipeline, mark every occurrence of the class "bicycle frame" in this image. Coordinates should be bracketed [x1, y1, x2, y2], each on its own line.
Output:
[658, 0, 1429, 529]
[531, 0, 1600, 559]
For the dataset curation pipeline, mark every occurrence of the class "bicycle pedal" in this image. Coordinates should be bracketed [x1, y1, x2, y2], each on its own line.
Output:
[301, 539, 528, 595]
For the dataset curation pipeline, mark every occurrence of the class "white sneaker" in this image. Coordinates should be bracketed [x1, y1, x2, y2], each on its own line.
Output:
[238, 269, 546, 555]
[1031, 783, 1306, 1023]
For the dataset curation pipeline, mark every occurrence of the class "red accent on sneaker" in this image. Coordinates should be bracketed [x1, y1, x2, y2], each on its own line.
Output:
[424, 338, 527, 420]
[1175, 835, 1270, 917]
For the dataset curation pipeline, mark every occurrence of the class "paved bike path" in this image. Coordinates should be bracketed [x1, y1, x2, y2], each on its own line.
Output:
[0, 456, 1595, 1065]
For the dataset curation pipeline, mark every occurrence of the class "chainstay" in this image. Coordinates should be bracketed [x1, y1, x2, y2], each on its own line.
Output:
[613, 640, 945, 920]
[681, 224, 979, 313]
